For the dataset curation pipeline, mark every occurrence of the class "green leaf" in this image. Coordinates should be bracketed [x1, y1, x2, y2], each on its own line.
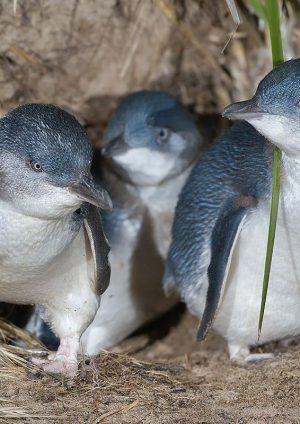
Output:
[258, 0, 284, 338]
[248, 0, 268, 19]
[265, 0, 284, 67]
[258, 146, 281, 337]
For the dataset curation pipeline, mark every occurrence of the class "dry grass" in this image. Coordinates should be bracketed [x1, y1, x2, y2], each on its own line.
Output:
[156, 0, 221, 69]
[0, 316, 196, 422]
[0, 318, 194, 422]
[0, 320, 45, 368]
[1, 313, 300, 423]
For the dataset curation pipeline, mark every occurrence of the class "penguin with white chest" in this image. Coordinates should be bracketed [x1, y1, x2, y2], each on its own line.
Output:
[0, 104, 111, 376]
[165, 59, 300, 363]
[16, 91, 203, 354]
[80, 91, 203, 354]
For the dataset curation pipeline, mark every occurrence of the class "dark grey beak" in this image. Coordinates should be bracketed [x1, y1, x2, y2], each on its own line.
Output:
[102, 135, 128, 158]
[69, 177, 113, 211]
[223, 98, 267, 120]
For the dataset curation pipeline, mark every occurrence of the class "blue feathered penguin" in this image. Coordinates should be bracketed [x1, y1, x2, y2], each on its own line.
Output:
[166, 59, 300, 362]
[80, 90, 203, 354]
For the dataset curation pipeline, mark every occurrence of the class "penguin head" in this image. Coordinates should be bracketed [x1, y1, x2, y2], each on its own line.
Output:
[0, 104, 112, 219]
[223, 58, 300, 158]
[102, 91, 201, 185]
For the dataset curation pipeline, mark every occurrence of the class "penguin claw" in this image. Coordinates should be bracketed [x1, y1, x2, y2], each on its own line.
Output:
[31, 356, 78, 378]
[31, 334, 80, 378]
[278, 336, 300, 348]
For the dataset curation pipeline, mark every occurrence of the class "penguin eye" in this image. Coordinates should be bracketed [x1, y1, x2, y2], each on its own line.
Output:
[157, 128, 170, 142]
[29, 160, 43, 173]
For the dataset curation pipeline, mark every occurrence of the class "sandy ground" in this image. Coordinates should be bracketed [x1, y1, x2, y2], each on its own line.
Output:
[1, 306, 300, 424]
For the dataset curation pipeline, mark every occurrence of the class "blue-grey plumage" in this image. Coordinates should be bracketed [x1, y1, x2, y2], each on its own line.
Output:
[0, 104, 111, 376]
[101, 91, 201, 186]
[198, 200, 253, 340]
[166, 58, 300, 363]
[223, 58, 300, 159]
[103, 90, 200, 150]
[165, 121, 272, 332]
[79, 90, 203, 355]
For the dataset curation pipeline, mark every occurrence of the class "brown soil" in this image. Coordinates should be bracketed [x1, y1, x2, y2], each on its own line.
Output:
[2, 0, 299, 136]
[1, 307, 300, 424]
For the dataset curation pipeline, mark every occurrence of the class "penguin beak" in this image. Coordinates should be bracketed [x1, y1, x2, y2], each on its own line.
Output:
[102, 135, 128, 158]
[69, 177, 113, 211]
[223, 98, 268, 120]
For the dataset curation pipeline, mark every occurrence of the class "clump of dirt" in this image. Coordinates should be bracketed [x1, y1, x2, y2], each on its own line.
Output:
[1, 309, 300, 424]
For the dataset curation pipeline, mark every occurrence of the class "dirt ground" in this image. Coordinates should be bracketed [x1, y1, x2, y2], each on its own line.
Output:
[1, 0, 299, 131]
[1, 306, 300, 424]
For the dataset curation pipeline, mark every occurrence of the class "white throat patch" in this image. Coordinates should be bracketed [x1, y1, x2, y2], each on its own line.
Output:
[247, 114, 300, 159]
[113, 148, 180, 185]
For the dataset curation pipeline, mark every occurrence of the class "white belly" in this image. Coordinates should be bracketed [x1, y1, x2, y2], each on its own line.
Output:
[80, 170, 191, 355]
[41, 228, 99, 338]
[81, 224, 139, 352]
[0, 207, 99, 338]
[81, 212, 177, 354]
[0, 211, 78, 303]
[215, 192, 300, 346]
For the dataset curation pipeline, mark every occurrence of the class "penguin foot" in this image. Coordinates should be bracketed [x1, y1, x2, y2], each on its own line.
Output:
[278, 336, 300, 348]
[31, 334, 79, 378]
[31, 356, 78, 377]
[243, 352, 275, 363]
[228, 342, 274, 365]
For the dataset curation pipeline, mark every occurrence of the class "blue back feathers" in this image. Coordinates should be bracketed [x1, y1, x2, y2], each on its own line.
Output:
[165, 121, 273, 293]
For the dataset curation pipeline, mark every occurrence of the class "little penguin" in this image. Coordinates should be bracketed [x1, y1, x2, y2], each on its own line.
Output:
[0, 104, 111, 376]
[165, 58, 300, 363]
[79, 90, 203, 355]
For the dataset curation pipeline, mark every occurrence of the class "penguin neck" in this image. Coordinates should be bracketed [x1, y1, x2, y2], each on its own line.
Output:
[0, 198, 75, 227]
[106, 149, 196, 188]
[104, 159, 195, 203]
[103, 160, 194, 226]
[137, 163, 194, 208]
[103, 164, 140, 212]
[281, 152, 300, 187]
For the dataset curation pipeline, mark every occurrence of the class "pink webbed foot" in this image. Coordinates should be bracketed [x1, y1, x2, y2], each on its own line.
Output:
[31, 335, 80, 378]
[228, 342, 274, 365]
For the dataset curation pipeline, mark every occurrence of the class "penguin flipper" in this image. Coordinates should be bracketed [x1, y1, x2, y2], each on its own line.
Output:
[84, 205, 111, 296]
[197, 197, 255, 341]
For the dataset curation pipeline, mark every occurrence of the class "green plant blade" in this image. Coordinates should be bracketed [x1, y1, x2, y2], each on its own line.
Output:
[258, 145, 281, 337]
[258, 0, 284, 338]
[266, 0, 284, 67]
[248, 0, 267, 20]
